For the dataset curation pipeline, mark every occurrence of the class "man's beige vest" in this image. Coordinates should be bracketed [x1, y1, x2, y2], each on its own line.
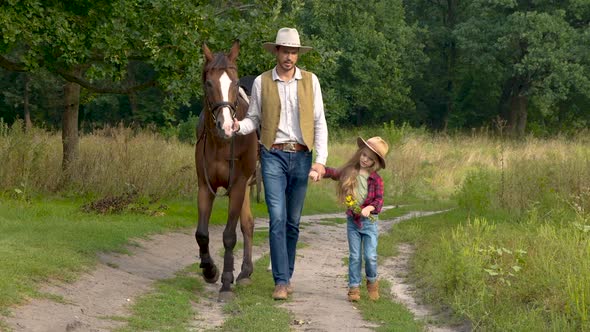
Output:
[259, 69, 315, 150]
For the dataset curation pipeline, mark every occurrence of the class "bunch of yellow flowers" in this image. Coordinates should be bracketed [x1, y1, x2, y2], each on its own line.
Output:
[345, 195, 375, 221]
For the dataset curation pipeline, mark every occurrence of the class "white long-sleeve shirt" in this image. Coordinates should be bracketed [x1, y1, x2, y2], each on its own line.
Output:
[238, 66, 328, 165]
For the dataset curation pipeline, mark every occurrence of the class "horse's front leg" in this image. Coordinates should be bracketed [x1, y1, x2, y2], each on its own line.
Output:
[237, 185, 254, 285]
[218, 182, 247, 301]
[196, 186, 218, 283]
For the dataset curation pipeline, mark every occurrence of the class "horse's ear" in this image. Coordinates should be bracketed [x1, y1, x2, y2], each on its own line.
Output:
[203, 42, 214, 62]
[228, 40, 240, 63]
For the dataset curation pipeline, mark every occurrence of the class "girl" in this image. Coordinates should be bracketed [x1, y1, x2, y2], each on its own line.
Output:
[309, 136, 389, 301]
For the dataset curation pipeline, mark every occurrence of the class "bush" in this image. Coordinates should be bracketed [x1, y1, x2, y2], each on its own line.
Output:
[455, 168, 497, 215]
[177, 113, 199, 145]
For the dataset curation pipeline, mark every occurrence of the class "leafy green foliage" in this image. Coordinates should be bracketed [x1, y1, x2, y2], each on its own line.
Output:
[454, 0, 590, 134]
[479, 245, 526, 287]
[1, 1, 589, 135]
[297, 0, 424, 127]
[0, 0, 289, 127]
[176, 113, 199, 145]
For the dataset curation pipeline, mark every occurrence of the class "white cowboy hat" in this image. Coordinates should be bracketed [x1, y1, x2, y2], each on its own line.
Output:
[262, 28, 313, 54]
[357, 136, 389, 169]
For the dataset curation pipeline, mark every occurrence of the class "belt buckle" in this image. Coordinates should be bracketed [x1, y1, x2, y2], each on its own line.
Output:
[284, 142, 297, 152]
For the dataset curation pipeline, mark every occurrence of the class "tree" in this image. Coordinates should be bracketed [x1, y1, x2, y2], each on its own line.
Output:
[404, 0, 471, 131]
[455, 0, 590, 136]
[298, 0, 424, 127]
[0, 0, 285, 170]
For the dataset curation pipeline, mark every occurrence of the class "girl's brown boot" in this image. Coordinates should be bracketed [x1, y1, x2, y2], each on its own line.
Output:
[367, 280, 380, 300]
[347, 287, 361, 302]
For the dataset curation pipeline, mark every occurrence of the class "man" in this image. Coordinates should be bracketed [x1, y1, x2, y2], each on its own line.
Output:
[231, 27, 328, 300]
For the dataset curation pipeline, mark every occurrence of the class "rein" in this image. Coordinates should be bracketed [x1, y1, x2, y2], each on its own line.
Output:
[199, 106, 238, 198]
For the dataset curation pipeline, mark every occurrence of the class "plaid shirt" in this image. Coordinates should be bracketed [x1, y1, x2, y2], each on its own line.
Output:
[324, 167, 384, 227]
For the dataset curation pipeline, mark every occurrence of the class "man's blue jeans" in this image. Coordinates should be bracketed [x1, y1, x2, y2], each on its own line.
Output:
[260, 147, 312, 285]
[347, 216, 379, 287]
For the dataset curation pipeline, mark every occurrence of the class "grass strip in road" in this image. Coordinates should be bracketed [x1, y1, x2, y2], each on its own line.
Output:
[115, 264, 204, 332]
[115, 236, 290, 331]
[355, 279, 424, 332]
[219, 255, 292, 332]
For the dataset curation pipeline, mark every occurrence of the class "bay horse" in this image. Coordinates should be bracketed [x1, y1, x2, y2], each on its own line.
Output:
[195, 40, 258, 301]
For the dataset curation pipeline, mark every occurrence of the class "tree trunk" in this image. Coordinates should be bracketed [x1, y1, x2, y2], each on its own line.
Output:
[515, 95, 528, 136]
[441, 0, 458, 133]
[62, 79, 81, 170]
[23, 74, 32, 130]
[497, 78, 513, 133]
[508, 94, 528, 137]
[507, 95, 518, 136]
[356, 108, 362, 126]
[128, 91, 138, 119]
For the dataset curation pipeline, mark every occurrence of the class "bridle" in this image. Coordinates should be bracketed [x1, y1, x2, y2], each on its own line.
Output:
[199, 78, 240, 197]
[206, 96, 238, 122]
[204, 79, 240, 122]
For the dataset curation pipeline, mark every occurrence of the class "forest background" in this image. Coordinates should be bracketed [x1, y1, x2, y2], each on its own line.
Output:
[1, 0, 589, 155]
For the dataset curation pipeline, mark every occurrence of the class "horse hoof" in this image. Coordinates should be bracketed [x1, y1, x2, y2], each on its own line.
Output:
[203, 265, 219, 284]
[218, 291, 235, 302]
[236, 277, 252, 286]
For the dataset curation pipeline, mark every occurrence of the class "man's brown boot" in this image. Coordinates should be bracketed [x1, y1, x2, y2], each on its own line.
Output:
[347, 287, 361, 302]
[367, 280, 380, 301]
[272, 284, 288, 300]
[286, 282, 293, 295]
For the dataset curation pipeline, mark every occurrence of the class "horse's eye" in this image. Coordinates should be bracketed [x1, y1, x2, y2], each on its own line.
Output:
[206, 80, 213, 88]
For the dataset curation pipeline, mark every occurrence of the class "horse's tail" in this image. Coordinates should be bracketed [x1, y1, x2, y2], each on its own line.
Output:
[248, 161, 263, 203]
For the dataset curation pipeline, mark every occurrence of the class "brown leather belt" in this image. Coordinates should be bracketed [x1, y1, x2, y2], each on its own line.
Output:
[271, 142, 308, 152]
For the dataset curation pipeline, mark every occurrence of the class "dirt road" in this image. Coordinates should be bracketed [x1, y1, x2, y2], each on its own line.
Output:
[5, 210, 464, 332]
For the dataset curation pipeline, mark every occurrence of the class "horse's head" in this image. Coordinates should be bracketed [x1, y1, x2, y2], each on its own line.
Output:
[202, 40, 241, 139]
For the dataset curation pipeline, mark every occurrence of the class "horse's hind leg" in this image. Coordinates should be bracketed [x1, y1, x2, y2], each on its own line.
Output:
[196, 188, 219, 283]
[237, 186, 254, 285]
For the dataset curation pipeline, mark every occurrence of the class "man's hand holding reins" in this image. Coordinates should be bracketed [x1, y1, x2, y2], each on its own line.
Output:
[231, 118, 240, 134]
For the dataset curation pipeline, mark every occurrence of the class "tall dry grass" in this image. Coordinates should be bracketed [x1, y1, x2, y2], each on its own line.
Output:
[0, 122, 196, 199]
[0, 121, 62, 195]
[3, 120, 590, 207]
[382, 132, 590, 206]
[66, 126, 196, 198]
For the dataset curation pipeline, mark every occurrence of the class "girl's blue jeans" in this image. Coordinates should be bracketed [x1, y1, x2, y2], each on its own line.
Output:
[260, 147, 312, 285]
[347, 215, 379, 287]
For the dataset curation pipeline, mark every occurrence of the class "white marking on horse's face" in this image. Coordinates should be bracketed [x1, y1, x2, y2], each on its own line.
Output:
[220, 108, 233, 137]
[219, 72, 232, 101]
[219, 72, 234, 137]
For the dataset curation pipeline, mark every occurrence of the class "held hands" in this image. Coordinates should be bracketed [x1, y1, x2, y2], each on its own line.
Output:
[308, 163, 326, 182]
[309, 170, 319, 181]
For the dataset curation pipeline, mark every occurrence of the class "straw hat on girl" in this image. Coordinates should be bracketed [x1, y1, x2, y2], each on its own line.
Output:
[357, 136, 389, 168]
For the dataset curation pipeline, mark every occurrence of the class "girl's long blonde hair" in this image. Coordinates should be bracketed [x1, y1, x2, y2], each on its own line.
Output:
[336, 147, 381, 203]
